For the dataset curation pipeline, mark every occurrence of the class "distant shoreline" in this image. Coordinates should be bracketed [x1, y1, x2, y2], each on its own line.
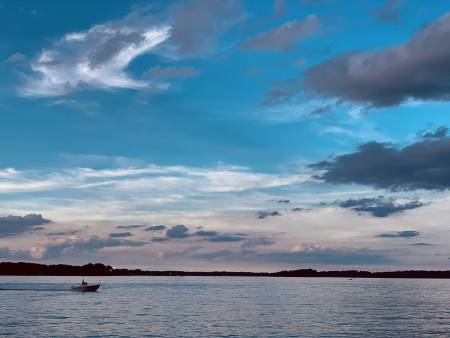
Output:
[3, 261, 450, 278]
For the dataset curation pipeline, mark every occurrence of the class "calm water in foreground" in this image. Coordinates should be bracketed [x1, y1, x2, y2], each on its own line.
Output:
[1, 276, 450, 337]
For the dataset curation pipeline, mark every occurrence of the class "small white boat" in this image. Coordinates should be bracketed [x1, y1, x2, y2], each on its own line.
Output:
[71, 278, 100, 292]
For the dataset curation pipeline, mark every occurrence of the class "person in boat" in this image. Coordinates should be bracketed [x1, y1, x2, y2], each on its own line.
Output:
[82, 278, 87, 286]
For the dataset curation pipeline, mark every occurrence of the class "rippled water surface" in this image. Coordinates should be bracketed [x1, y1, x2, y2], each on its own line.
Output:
[1, 276, 450, 337]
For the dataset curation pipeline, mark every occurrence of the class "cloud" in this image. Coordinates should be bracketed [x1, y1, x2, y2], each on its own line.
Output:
[145, 225, 166, 232]
[167, 0, 246, 57]
[152, 237, 169, 242]
[193, 230, 219, 237]
[309, 104, 333, 116]
[22, 15, 171, 97]
[40, 235, 146, 259]
[378, 230, 420, 238]
[156, 225, 246, 243]
[109, 232, 133, 238]
[422, 126, 448, 139]
[257, 210, 282, 219]
[311, 135, 450, 190]
[0, 247, 31, 260]
[241, 237, 275, 249]
[243, 15, 320, 51]
[291, 207, 305, 212]
[207, 235, 245, 242]
[339, 197, 425, 217]
[4, 52, 26, 63]
[195, 245, 391, 265]
[0, 214, 51, 237]
[303, 13, 450, 107]
[0, 163, 306, 194]
[411, 242, 434, 246]
[116, 224, 146, 229]
[47, 98, 100, 115]
[47, 230, 80, 236]
[374, 0, 402, 23]
[278, 199, 290, 204]
[166, 224, 190, 239]
[145, 65, 199, 78]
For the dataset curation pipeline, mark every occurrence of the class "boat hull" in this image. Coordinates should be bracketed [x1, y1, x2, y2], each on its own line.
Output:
[71, 284, 100, 292]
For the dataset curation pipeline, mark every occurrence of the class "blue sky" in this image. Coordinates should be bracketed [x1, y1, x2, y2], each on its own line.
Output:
[1, 0, 450, 271]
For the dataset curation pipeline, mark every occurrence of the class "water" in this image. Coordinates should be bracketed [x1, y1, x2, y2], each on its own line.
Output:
[1, 276, 450, 337]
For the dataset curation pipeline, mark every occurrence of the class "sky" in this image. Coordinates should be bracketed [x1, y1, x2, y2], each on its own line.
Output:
[2, 0, 450, 271]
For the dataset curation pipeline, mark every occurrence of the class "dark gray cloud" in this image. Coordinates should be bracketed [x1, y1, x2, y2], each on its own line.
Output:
[116, 224, 146, 229]
[192, 229, 247, 242]
[43, 236, 146, 258]
[194, 230, 219, 237]
[302, 13, 450, 107]
[166, 224, 190, 239]
[241, 237, 275, 249]
[339, 197, 425, 217]
[411, 242, 434, 246]
[309, 104, 333, 116]
[378, 230, 420, 238]
[207, 235, 245, 242]
[0, 214, 51, 237]
[374, 0, 402, 23]
[311, 136, 450, 190]
[243, 15, 320, 51]
[153, 224, 249, 243]
[257, 211, 283, 219]
[291, 207, 305, 212]
[109, 232, 133, 238]
[47, 230, 80, 236]
[145, 225, 166, 232]
[145, 66, 200, 78]
[195, 247, 391, 265]
[169, 0, 246, 56]
[422, 126, 448, 139]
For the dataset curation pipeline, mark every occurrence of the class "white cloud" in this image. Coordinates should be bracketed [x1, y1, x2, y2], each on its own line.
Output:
[20, 1, 246, 98]
[22, 23, 171, 97]
[0, 163, 308, 195]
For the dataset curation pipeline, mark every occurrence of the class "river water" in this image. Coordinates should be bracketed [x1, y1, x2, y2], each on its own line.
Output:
[1, 276, 450, 337]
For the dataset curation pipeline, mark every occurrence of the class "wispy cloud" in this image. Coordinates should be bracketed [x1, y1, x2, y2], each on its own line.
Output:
[20, 0, 246, 97]
[4, 52, 26, 64]
[0, 164, 306, 194]
[22, 22, 170, 97]
[243, 15, 320, 52]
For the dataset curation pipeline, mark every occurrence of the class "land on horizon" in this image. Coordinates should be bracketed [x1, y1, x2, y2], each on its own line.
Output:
[3, 261, 450, 279]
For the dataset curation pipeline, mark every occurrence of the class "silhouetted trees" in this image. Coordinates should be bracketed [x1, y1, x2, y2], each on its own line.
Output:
[2, 261, 450, 278]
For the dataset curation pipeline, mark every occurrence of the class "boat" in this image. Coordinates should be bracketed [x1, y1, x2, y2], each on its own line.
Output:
[71, 278, 100, 292]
